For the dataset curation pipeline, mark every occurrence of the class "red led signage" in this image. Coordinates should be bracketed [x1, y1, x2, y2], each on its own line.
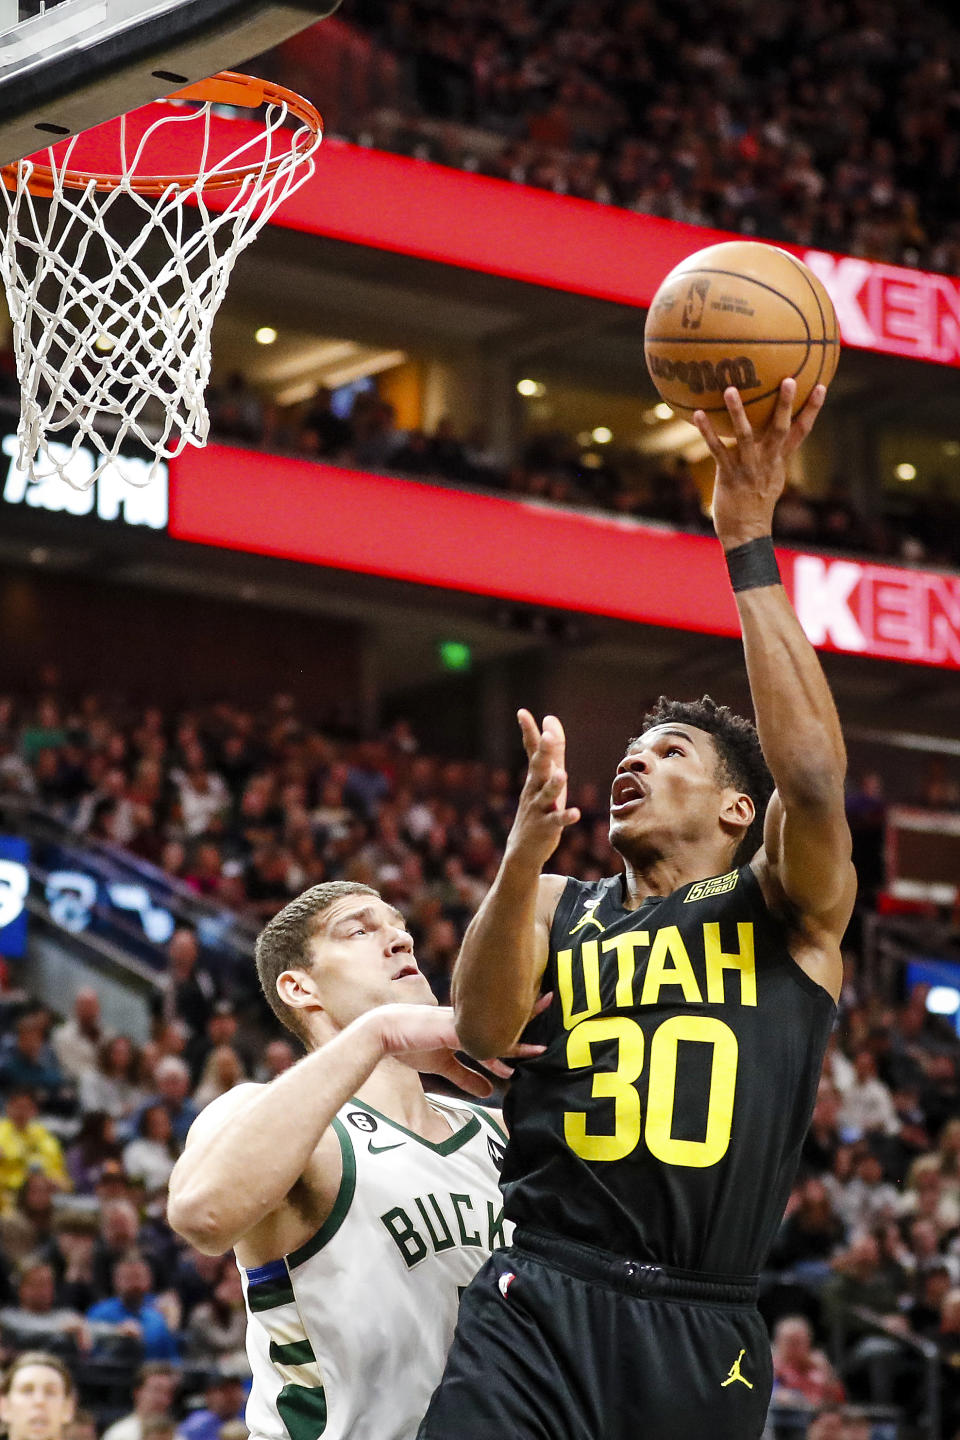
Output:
[168, 449, 960, 672]
[161, 115, 960, 370]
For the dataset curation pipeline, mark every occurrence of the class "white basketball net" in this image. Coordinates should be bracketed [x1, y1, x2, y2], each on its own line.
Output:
[0, 86, 322, 489]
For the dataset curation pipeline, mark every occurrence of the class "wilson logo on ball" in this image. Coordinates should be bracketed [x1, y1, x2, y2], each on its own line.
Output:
[647, 354, 761, 394]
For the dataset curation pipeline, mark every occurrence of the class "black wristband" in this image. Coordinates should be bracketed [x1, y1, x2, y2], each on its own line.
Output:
[724, 536, 781, 592]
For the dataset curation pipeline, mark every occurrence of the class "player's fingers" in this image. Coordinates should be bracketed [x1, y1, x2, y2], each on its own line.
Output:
[692, 409, 727, 464]
[517, 708, 541, 760]
[530, 990, 554, 1018]
[560, 806, 581, 828]
[478, 1058, 516, 1079]
[502, 1043, 547, 1060]
[769, 377, 796, 437]
[540, 766, 567, 799]
[541, 714, 566, 750]
[724, 386, 755, 445]
[442, 1058, 494, 1098]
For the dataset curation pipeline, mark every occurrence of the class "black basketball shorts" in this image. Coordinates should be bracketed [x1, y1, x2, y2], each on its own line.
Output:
[418, 1229, 772, 1440]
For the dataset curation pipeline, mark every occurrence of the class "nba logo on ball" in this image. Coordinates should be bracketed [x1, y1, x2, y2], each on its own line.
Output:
[644, 241, 840, 436]
[682, 279, 710, 330]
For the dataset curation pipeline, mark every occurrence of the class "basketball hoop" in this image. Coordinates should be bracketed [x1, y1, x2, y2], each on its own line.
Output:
[0, 73, 323, 490]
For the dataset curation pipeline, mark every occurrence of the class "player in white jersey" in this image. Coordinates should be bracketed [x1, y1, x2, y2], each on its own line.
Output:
[167, 881, 542, 1440]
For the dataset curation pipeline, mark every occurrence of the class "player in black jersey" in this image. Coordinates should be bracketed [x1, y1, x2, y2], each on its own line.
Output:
[418, 378, 857, 1440]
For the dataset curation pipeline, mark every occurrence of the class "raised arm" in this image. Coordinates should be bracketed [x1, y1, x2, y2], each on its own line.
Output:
[168, 1004, 526, 1254]
[452, 711, 577, 1058]
[695, 381, 856, 969]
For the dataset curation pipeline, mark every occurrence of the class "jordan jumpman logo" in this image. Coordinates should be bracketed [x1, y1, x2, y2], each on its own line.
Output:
[569, 900, 605, 936]
[721, 1350, 753, 1389]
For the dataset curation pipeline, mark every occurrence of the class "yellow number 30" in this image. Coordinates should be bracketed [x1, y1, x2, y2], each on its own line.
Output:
[563, 1015, 738, 1168]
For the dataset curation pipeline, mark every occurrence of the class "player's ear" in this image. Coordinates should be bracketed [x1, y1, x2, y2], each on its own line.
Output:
[719, 789, 754, 842]
[276, 968, 323, 1018]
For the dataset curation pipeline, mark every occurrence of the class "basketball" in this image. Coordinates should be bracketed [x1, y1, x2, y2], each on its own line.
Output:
[643, 241, 840, 436]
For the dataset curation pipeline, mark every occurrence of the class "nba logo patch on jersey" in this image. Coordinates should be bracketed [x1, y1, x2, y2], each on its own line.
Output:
[498, 1272, 515, 1298]
[487, 1136, 505, 1171]
[684, 870, 739, 903]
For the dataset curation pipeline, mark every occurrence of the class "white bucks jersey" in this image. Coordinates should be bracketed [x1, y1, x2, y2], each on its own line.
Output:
[240, 1095, 511, 1440]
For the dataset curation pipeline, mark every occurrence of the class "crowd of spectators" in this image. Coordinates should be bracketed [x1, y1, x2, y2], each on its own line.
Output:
[205, 378, 960, 573]
[322, 0, 960, 277]
[1, 681, 960, 1438]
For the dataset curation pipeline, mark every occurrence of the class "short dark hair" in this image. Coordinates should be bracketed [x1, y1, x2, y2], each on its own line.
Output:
[1, 1352, 75, 1398]
[639, 695, 773, 866]
[254, 882, 381, 1041]
[135, 1363, 179, 1391]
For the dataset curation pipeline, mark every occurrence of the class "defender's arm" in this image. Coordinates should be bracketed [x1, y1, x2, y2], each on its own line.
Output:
[168, 1004, 523, 1253]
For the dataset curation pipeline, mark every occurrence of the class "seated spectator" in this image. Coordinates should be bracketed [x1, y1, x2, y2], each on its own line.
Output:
[0, 1016, 70, 1113]
[253, 1039, 295, 1083]
[0, 1089, 69, 1198]
[175, 1375, 246, 1440]
[123, 1105, 178, 1197]
[193, 1048, 246, 1111]
[243, 845, 295, 921]
[78, 1036, 148, 1128]
[91, 1199, 143, 1299]
[771, 1314, 845, 1410]
[52, 989, 108, 1082]
[0, 1260, 91, 1355]
[65, 1111, 123, 1193]
[834, 1149, 900, 1232]
[899, 1152, 960, 1232]
[101, 1362, 180, 1440]
[185, 1265, 249, 1377]
[0, 727, 36, 797]
[171, 744, 231, 840]
[0, 1173, 59, 1265]
[837, 1049, 900, 1140]
[907, 1262, 954, 1338]
[770, 1177, 845, 1279]
[158, 930, 218, 1037]
[21, 698, 66, 763]
[186, 1002, 248, 1086]
[133, 1058, 198, 1149]
[921, 1053, 960, 1140]
[822, 1231, 906, 1343]
[802, 1077, 843, 1175]
[41, 1212, 99, 1313]
[87, 1252, 179, 1361]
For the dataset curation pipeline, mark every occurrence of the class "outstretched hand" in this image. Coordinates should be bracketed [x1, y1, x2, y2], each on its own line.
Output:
[694, 378, 826, 550]
[506, 710, 581, 871]
[376, 996, 550, 1098]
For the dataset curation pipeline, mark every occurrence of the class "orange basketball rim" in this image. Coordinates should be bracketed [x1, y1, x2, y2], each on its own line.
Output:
[0, 72, 323, 198]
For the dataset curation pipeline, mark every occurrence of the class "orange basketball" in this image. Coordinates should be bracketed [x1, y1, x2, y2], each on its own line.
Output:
[643, 241, 840, 436]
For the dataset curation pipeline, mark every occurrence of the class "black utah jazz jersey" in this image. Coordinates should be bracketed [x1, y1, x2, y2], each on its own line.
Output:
[501, 864, 836, 1276]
